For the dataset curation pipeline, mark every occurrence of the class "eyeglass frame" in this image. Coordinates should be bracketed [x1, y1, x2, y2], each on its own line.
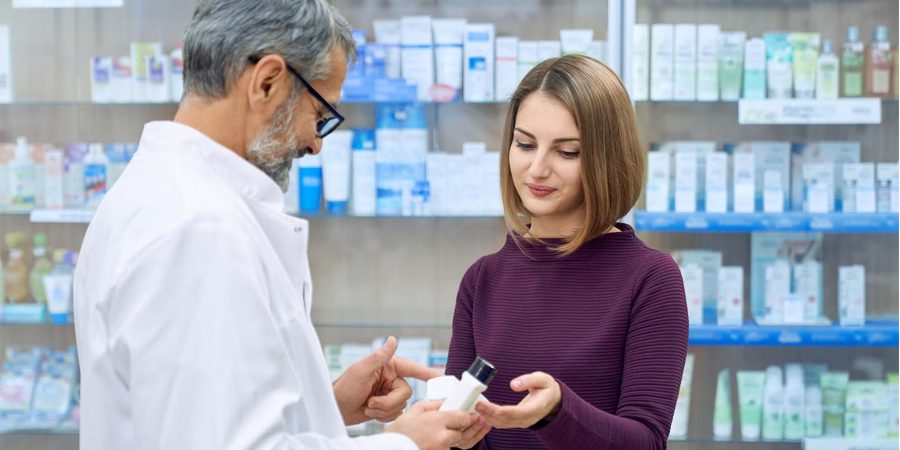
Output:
[247, 54, 345, 139]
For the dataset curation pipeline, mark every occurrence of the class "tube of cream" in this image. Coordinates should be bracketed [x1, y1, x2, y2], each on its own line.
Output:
[670, 353, 694, 438]
[321, 131, 352, 215]
[298, 154, 322, 215]
[783, 364, 806, 440]
[762, 365, 784, 441]
[374, 20, 402, 79]
[432, 19, 466, 102]
[821, 371, 849, 437]
[764, 33, 793, 99]
[737, 371, 766, 441]
[714, 369, 733, 440]
[790, 33, 820, 98]
[719, 32, 746, 101]
[43, 273, 73, 325]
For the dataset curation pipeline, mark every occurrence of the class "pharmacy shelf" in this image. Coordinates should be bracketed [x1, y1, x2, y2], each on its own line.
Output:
[0, 101, 179, 106]
[276, 321, 900, 347]
[21, 209, 504, 224]
[669, 436, 801, 445]
[0, 318, 72, 326]
[314, 322, 452, 330]
[28, 209, 94, 223]
[0, 99, 507, 106]
[634, 212, 899, 233]
[738, 98, 882, 125]
[670, 437, 899, 448]
[3, 98, 895, 109]
[0, 429, 78, 436]
[688, 321, 899, 347]
[7, 319, 898, 349]
[803, 437, 899, 450]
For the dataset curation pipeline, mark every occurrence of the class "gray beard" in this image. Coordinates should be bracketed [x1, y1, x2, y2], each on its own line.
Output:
[246, 91, 310, 192]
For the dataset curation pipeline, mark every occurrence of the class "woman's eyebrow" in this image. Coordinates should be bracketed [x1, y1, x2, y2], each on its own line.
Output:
[515, 127, 580, 143]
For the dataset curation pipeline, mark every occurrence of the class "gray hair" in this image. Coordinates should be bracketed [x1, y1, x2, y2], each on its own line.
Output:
[183, 0, 356, 99]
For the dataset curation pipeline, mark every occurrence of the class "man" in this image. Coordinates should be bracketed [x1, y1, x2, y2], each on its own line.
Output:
[73, 1, 490, 448]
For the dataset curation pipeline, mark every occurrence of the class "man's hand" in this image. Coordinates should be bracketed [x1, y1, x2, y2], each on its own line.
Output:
[332, 336, 442, 425]
[386, 400, 477, 450]
[474, 371, 561, 429]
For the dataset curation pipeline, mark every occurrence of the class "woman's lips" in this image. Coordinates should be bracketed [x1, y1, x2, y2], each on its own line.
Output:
[526, 183, 556, 197]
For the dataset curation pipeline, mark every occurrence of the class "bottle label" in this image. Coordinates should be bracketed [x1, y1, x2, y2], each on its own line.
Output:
[844, 73, 863, 96]
[874, 69, 890, 94]
[84, 164, 107, 205]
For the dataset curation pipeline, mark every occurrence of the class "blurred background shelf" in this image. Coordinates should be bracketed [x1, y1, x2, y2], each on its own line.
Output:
[634, 212, 900, 233]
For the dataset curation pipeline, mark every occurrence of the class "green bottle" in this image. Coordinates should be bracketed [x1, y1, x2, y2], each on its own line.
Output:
[842, 26, 865, 97]
[29, 233, 53, 303]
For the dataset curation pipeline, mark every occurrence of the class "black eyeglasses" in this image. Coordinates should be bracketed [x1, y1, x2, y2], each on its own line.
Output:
[248, 54, 344, 139]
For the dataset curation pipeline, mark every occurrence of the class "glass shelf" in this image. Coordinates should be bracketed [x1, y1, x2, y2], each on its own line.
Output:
[0, 429, 78, 436]
[314, 322, 452, 330]
[20, 209, 505, 224]
[738, 98, 882, 125]
[634, 212, 899, 233]
[669, 436, 801, 445]
[0, 99, 507, 106]
[688, 321, 899, 347]
[8, 320, 898, 349]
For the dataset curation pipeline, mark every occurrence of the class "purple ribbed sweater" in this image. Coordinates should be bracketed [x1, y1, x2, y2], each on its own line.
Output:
[446, 223, 688, 450]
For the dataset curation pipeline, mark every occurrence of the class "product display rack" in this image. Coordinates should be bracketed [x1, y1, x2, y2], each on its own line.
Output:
[633, 0, 898, 448]
[634, 211, 899, 233]
[0, 1, 897, 450]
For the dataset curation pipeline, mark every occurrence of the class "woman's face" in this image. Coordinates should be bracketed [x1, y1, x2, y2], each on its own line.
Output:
[509, 92, 584, 224]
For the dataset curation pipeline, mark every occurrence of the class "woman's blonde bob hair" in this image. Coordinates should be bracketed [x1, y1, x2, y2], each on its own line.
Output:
[500, 54, 645, 255]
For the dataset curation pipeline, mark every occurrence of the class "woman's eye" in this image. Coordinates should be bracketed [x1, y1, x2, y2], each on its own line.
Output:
[515, 141, 535, 150]
[559, 150, 581, 159]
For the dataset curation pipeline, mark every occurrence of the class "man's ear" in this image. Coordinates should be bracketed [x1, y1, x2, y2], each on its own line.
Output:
[246, 54, 290, 113]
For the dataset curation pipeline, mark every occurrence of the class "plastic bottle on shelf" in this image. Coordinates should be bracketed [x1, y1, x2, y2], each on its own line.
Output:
[841, 26, 865, 97]
[105, 143, 128, 188]
[84, 143, 109, 208]
[64, 143, 88, 209]
[8, 137, 36, 211]
[44, 249, 76, 324]
[4, 232, 31, 304]
[43, 147, 65, 209]
[816, 40, 839, 100]
[28, 233, 52, 305]
[866, 25, 894, 98]
[170, 47, 184, 102]
[0, 142, 11, 211]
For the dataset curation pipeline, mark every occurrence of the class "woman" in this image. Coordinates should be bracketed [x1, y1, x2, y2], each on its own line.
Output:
[446, 55, 689, 450]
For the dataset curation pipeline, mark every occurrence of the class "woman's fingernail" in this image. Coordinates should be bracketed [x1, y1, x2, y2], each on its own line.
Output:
[512, 380, 522, 389]
[365, 409, 374, 417]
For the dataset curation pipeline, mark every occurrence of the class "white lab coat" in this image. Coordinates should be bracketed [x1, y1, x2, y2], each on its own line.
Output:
[74, 121, 417, 450]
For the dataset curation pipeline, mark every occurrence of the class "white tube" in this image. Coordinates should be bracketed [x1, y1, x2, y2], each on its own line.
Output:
[374, 20, 402, 79]
[432, 19, 466, 102]
[44, 274, 73, 324]
[321, 131, 353, 215]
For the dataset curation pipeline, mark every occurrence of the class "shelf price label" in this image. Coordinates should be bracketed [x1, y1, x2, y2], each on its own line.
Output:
[738, 99, 881, 125]
[13, 0, 121, 7]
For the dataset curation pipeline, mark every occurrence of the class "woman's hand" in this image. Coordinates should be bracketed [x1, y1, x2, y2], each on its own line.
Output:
[474, 371, 561, 429]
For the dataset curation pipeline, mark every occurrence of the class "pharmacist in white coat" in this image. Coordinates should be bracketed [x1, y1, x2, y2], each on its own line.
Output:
[73, 1, 487, 449]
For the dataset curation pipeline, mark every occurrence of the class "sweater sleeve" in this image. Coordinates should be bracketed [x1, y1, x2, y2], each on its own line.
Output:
[532, 253, 689, 450]
[446, 258, 484, 379]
